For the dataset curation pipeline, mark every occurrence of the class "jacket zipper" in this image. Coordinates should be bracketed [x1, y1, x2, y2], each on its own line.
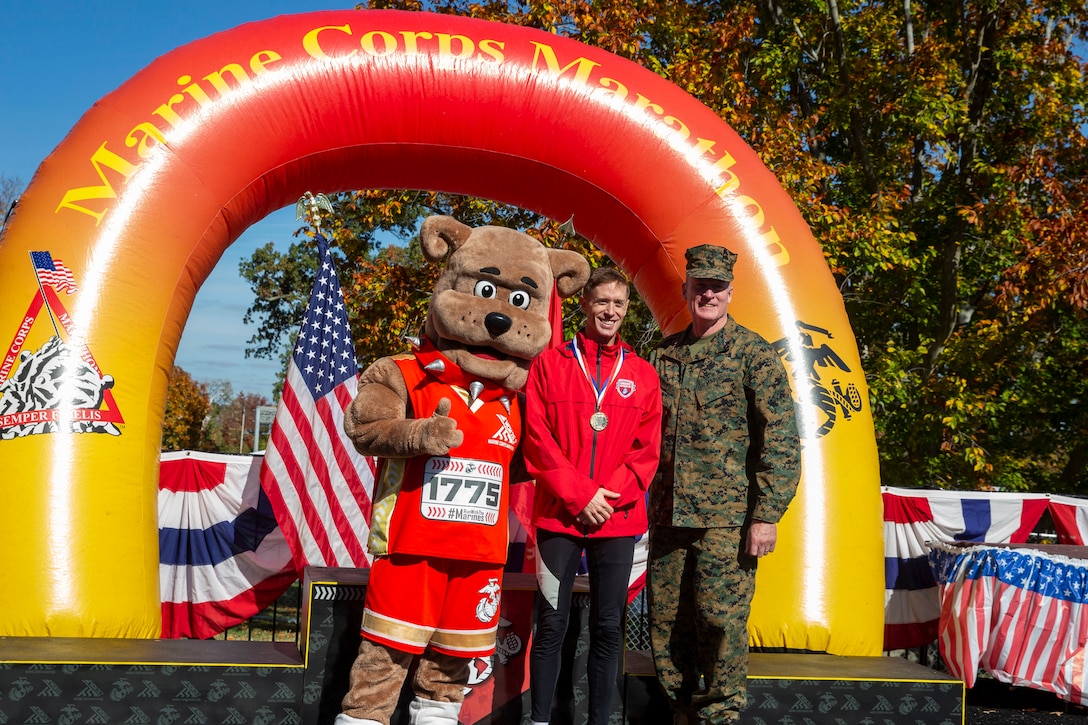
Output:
[584, 342, 602, 537]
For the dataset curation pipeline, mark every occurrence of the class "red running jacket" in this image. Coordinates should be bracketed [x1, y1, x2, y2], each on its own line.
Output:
[524, 332, 662, 538]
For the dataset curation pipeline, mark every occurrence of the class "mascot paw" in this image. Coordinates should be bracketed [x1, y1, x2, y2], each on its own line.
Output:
[419, 397, 464, 454]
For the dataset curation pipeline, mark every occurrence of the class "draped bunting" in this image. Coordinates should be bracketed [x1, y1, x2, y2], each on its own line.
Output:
[1048, 495, 1088, 545]
[158, 451, 295, 639]
[159, 450, 540, 638]
[160, 475, 1088, 643]
[883, 488, 1088, 652]
[931, 543, 1088, 705]
[882, 487, 1050, 650]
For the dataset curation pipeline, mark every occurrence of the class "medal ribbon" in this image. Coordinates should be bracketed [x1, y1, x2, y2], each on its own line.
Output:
[570, 338, 625, 413]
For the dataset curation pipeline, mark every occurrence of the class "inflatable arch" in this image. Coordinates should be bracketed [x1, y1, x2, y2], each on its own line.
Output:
[0, 10, 883, 652]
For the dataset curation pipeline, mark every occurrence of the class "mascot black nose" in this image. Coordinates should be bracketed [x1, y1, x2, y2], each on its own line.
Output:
[485, 312, 513, 336]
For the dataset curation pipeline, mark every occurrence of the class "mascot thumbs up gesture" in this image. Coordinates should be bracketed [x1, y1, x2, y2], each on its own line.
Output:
[336, 216, 589, 725]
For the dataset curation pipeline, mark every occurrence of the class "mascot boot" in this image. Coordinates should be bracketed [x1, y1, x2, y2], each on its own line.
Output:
[334, 644, 467, 725]
[408, 698, 460, 724]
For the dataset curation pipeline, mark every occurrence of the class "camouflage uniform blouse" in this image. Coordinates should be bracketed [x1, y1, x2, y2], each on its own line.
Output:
[648, 317, 801, 529]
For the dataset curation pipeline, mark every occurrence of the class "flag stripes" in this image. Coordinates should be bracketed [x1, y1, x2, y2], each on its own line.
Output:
[882, 487, 1049, 650]
[260, 366, 374, 570]
[30, 250, 79, 294]
[158, 451, 295, 639]
[932, 542, 1088, 705]
[259, 234, 376, 573]
[1049, 495, 1088, 545]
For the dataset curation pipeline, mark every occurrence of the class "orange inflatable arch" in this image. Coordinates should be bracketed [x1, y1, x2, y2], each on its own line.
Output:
[0, 10, 883, 653]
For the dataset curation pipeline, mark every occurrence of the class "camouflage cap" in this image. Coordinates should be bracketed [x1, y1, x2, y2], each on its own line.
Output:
[684, 244, 738, 283]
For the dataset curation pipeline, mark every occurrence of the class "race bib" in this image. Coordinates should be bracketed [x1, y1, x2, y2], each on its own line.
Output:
[421, 456, 503, 525]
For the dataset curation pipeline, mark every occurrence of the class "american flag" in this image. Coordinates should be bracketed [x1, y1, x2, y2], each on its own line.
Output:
[931, 542, 1088, 706]
[30, 251, 79, 294]
[259, 234, 376, 572]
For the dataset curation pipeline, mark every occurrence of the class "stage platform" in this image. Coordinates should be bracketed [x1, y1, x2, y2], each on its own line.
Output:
[621, 650, 963, 724]
[0, 568, 962, 724]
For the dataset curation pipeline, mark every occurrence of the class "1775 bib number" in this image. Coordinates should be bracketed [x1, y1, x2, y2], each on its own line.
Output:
[421, 456, 503, 525]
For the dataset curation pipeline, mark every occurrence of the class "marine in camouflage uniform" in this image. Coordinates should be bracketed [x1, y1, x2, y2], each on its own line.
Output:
[647, 244, 801, 724]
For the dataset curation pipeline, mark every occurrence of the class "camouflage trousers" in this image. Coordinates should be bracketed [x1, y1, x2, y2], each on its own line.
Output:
[647, 525, 756, 724]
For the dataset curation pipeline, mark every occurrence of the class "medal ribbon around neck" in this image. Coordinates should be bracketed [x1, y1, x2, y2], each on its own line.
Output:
[571, 338, 625, 430]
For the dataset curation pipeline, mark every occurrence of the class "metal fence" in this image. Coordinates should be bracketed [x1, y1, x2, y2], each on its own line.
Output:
[216, 574, 964, 673]
[217, 579, 302, 645]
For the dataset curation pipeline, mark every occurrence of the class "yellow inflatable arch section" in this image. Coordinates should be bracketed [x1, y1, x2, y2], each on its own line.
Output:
[0, 10, 883, 651]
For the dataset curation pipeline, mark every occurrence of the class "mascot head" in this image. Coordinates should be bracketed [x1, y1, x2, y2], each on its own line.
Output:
[419, 215, 589, 390]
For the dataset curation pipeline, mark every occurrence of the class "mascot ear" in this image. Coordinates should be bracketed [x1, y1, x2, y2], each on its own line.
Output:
[549, 248, 591, 299]
[420, 215, 473, 263]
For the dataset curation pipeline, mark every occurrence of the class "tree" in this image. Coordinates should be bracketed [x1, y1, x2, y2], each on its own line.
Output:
[165, 376, 274, 454]
[246, 0, 1088, 492]
[200, 389, 271, 454]
[1, 175, 23, 230]
[198, 380, 236, 452]
[241, 189, 630, 365]
[162, 366, 211, 451]
[239, 190, 444, 384]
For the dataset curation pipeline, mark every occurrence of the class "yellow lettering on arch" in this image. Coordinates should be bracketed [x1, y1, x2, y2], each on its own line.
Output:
[250, 50, 282, 76]
[125, 123, 166, 159]
[399, 30, 434, 54]
[478, 38, 505, 62]
[760, 226, 791, 266]
[694, 138, 740, 197]
[634, 94, 664, 116]
[203, 63, 250, 95]
[664, 115, 691, 140]
[361, 30, 398, 56]
[530, 41, 600, 84]
[55, 143, 141, 225]
[598, 77, 628, 101]
[303, 24, 356, 60]
[435, 33, 474, 59]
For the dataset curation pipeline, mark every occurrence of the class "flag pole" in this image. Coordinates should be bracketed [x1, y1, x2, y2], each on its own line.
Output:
[261, 189, 375, 570]
[295, 191, 333, 238]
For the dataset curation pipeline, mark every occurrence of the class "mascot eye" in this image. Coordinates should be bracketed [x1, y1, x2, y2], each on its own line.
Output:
[474, 280, 498, 299]
[508, 290, 532, 310]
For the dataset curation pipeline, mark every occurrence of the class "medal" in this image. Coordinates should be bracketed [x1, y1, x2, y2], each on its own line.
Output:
[571, 337, 626, 436]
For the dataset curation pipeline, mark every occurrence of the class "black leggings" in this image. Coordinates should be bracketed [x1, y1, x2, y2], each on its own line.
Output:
[530, 530, 635, 724]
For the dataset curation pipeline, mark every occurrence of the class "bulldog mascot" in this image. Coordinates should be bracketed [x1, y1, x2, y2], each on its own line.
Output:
[335, 215, 589, 725]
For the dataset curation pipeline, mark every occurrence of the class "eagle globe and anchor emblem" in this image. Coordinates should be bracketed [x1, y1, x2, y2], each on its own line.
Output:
[773, 320, 864, 438]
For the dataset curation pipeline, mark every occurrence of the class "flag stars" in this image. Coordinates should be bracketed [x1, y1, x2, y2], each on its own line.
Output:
[290, 245, 360, 394]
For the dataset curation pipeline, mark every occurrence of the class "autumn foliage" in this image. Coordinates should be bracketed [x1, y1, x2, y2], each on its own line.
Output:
[162, 366, 210, 451]
[237, 1, 1088, 493]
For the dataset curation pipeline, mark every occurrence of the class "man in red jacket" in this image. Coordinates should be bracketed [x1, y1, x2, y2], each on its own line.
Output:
[523, 266, 663, 725]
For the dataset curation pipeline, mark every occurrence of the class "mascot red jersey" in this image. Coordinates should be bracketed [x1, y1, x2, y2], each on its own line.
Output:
[335, 216, 589, 725]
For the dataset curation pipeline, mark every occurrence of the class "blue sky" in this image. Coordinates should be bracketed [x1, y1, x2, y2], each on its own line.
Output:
[0, 1, 357, 400]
